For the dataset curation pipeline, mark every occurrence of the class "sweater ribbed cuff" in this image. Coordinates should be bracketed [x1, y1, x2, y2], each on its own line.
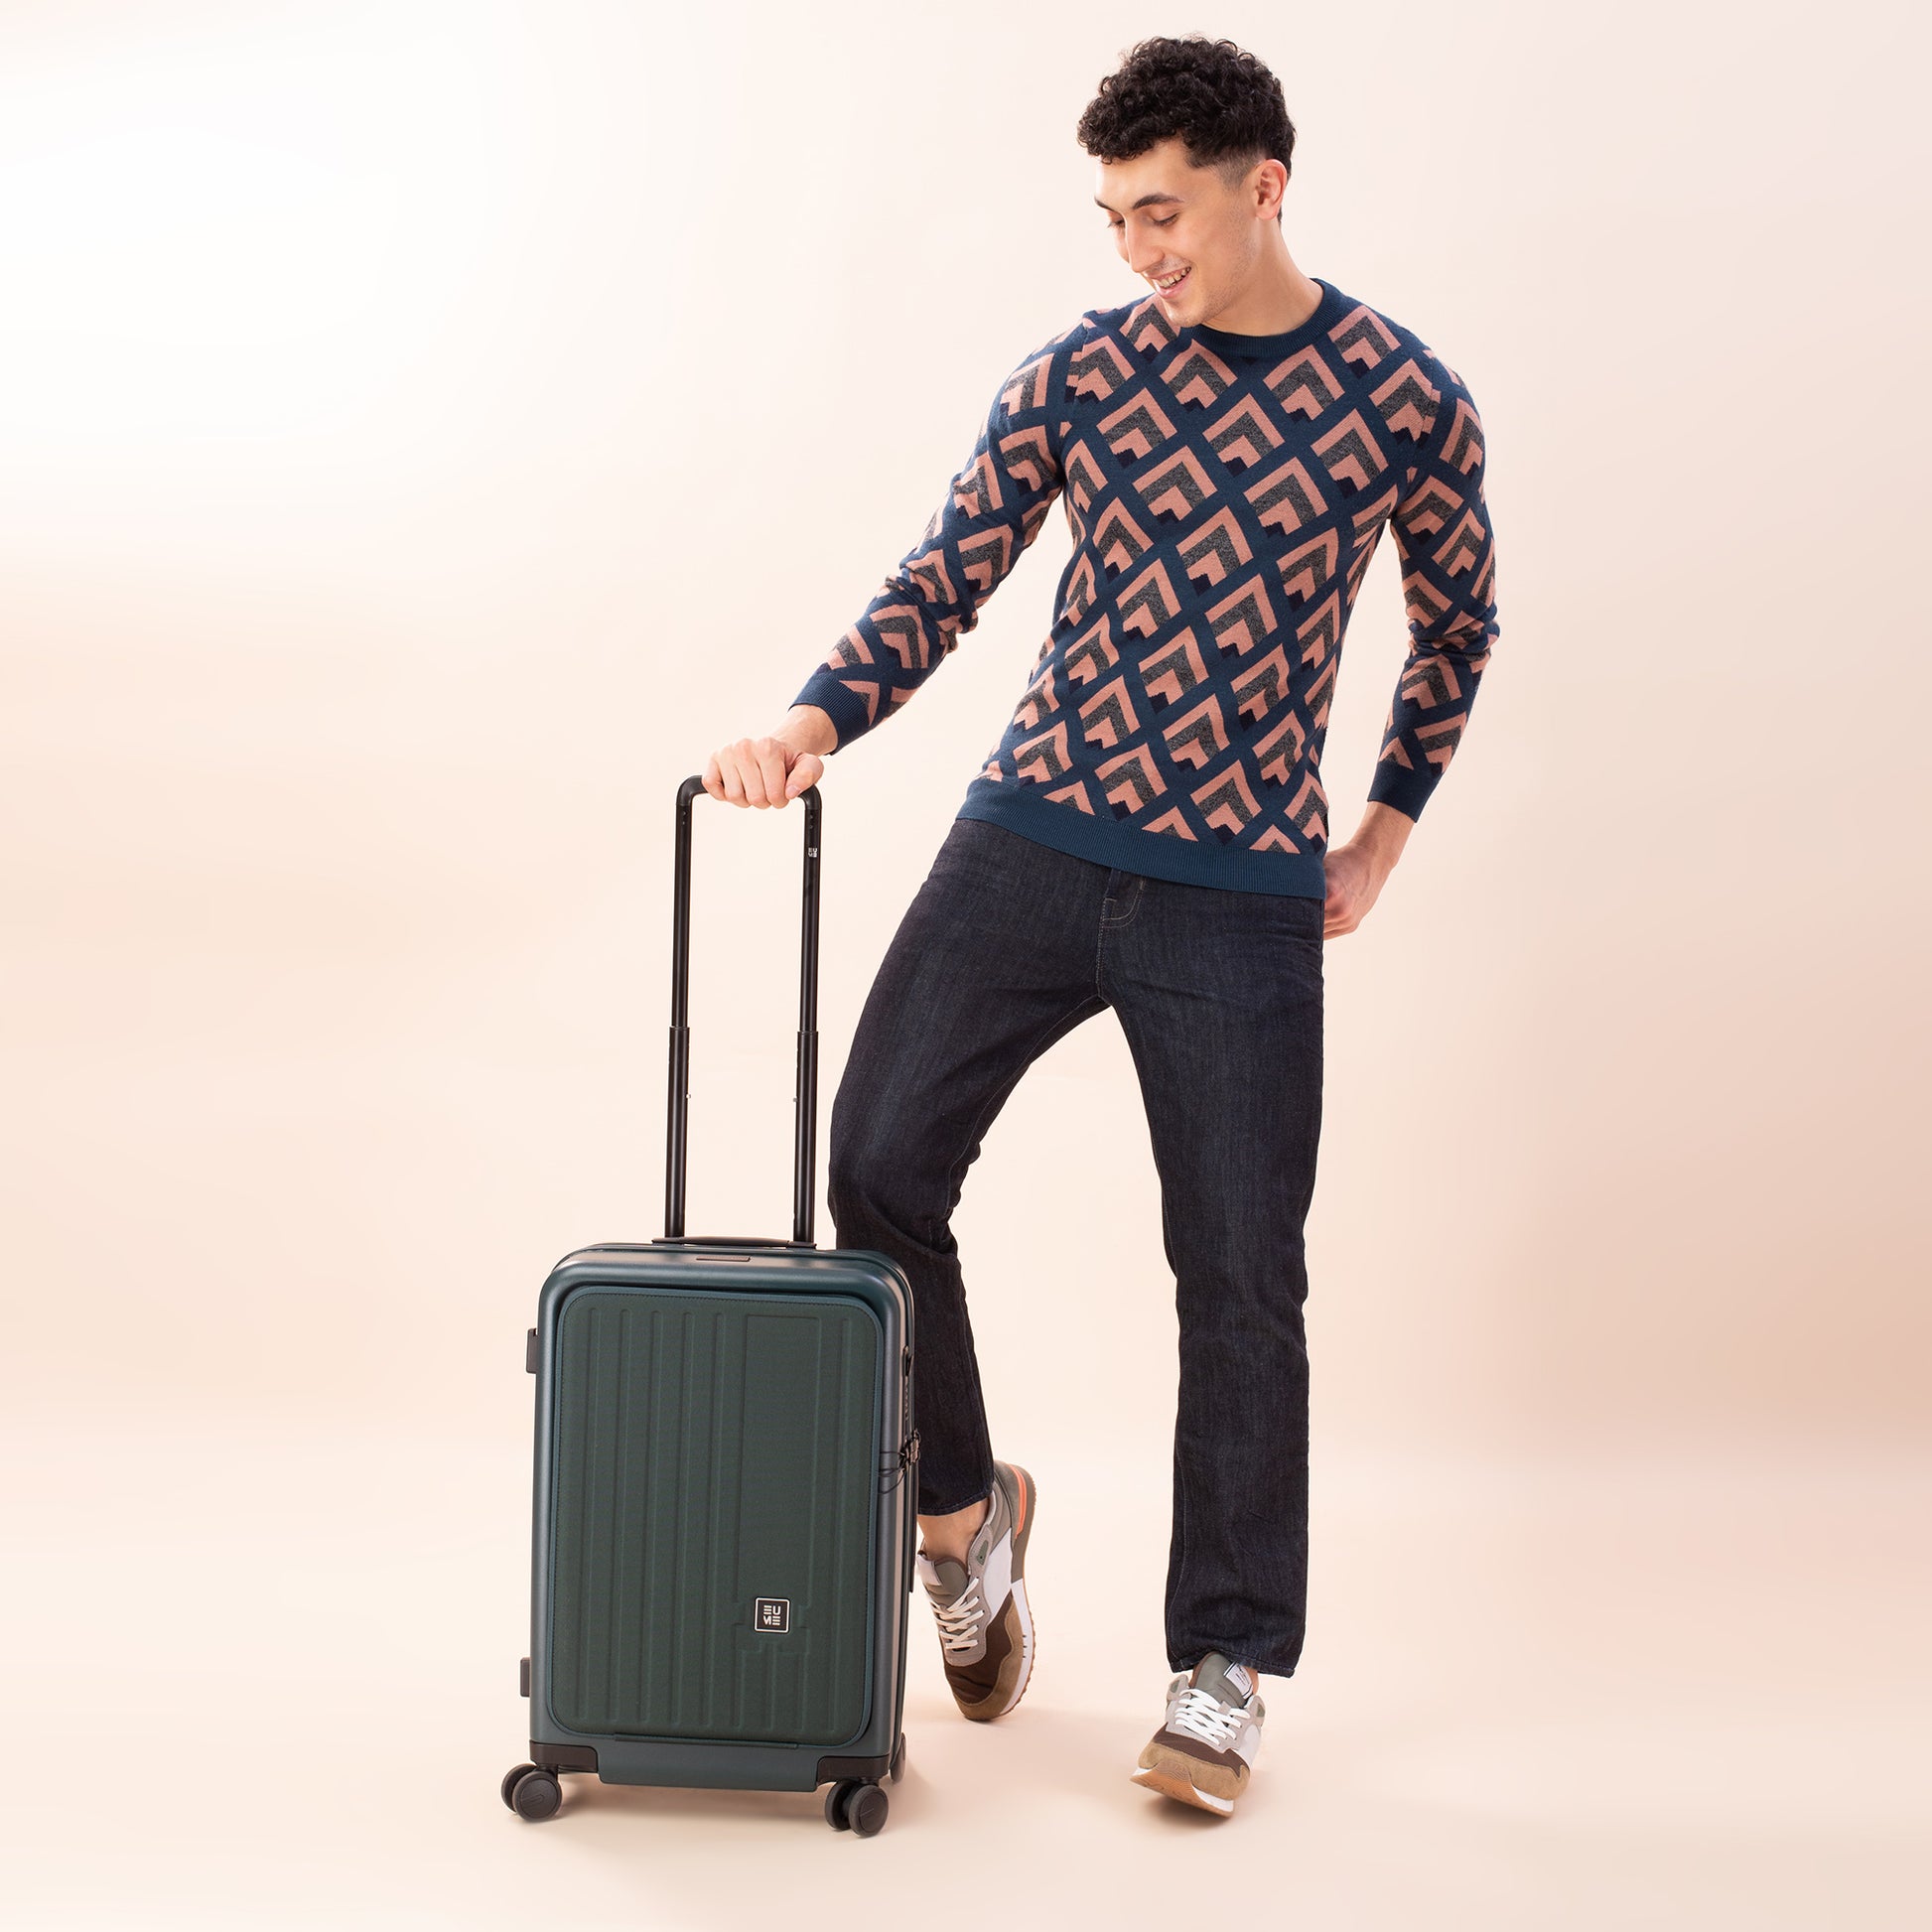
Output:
[788, 669, 877, 753]
[1364, 757, 1435, 823]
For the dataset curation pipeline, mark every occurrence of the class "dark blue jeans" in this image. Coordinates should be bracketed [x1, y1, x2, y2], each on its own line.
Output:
[826, 815, 1324, 1679]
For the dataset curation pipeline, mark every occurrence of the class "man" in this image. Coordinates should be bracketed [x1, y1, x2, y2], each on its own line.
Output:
[704, 34, 1497, 1819]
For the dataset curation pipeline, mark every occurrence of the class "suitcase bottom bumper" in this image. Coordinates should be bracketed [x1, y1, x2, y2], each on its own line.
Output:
[502, 1732, 907, 1838]
[526, 1735, 896, 1792]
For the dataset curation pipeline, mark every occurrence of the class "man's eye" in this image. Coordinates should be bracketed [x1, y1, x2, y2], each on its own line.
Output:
[1155, 214, 1178, 226]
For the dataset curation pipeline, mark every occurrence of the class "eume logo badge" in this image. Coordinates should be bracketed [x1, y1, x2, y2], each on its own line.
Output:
[754, 1596, 790, 1633]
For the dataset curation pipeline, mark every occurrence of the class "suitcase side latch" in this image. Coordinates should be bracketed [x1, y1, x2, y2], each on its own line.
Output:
[880, 1429, 920, 1491]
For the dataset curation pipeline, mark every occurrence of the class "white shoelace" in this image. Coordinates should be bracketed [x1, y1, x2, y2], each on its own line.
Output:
[929, 1577, 986, 1652]
[1167, 1681, 1250, 1749]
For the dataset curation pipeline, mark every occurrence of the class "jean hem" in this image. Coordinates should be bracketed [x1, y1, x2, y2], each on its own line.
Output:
[916, 1483, 995, 1517]
[1169, 1651, 1298, 1681]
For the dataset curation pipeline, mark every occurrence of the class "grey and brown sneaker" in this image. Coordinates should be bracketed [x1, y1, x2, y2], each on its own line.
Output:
[1129, 1652, 1266, 1816]
[914, 1459, 1037, 1722]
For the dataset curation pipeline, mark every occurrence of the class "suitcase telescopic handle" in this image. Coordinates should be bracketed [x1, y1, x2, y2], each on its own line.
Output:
[663, 773, 823, 1247]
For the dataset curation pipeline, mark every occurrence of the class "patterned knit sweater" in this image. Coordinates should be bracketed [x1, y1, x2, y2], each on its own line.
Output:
[790, 279, 1498, 898]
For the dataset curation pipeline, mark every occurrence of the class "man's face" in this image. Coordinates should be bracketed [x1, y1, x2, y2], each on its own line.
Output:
[1093, 135, 1274, 327]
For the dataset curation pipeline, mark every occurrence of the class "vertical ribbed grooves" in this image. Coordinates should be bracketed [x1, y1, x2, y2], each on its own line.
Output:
[550, 1289, 878, 1745]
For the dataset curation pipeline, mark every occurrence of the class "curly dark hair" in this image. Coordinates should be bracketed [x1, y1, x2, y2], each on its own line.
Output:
[1076, 35, 1295, 198]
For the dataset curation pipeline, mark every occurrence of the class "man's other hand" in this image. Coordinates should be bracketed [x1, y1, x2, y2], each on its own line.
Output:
[1323, 802, 1415, 938]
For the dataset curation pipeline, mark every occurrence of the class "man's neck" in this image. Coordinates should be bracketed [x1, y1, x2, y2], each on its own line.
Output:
[1195, 247, 1323, 338]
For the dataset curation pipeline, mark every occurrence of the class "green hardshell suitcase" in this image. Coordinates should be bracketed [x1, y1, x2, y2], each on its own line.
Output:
[501, 776, 919, 1839]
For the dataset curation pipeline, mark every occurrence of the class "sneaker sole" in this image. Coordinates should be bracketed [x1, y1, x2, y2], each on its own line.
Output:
[1129, 1757, 1238, 1816]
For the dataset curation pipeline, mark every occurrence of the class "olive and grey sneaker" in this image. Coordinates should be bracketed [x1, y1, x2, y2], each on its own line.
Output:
[1129, 1652, 1266, 1816]
[914, 1458, 1037, 1722]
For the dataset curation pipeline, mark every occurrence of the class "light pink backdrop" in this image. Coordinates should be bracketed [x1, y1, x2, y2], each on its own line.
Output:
[2, 3, 1923, 1926]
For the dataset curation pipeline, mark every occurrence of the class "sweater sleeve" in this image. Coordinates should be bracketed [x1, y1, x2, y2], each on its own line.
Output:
[1366, 365, 1499, 821]
[789, 330, 1068, 752]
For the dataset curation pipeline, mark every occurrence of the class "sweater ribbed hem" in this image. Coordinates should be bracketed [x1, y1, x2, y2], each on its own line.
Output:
[955, 778, 1326, 900]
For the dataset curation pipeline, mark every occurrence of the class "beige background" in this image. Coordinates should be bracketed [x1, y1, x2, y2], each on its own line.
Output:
[2, 2, 1925, 1926]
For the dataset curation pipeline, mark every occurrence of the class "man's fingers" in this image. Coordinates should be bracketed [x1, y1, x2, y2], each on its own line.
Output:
[723, 739, 756, 807]
[706, 739, 825, 808]
[757, 739, 789, 808]
[740, 737, 786, 808]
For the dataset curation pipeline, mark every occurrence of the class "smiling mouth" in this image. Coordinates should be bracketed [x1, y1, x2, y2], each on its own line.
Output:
[1152, 267, 1191, 297]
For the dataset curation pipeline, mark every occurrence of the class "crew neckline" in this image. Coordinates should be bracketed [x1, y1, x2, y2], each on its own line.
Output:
[1185, 278, 1344, 358]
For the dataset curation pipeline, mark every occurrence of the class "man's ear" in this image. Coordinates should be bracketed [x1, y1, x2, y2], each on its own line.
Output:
[1252, 157, 1288, 220]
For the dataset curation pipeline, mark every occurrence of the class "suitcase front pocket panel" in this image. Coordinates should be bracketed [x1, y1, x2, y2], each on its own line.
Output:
[547, 1288, 881, 1746]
